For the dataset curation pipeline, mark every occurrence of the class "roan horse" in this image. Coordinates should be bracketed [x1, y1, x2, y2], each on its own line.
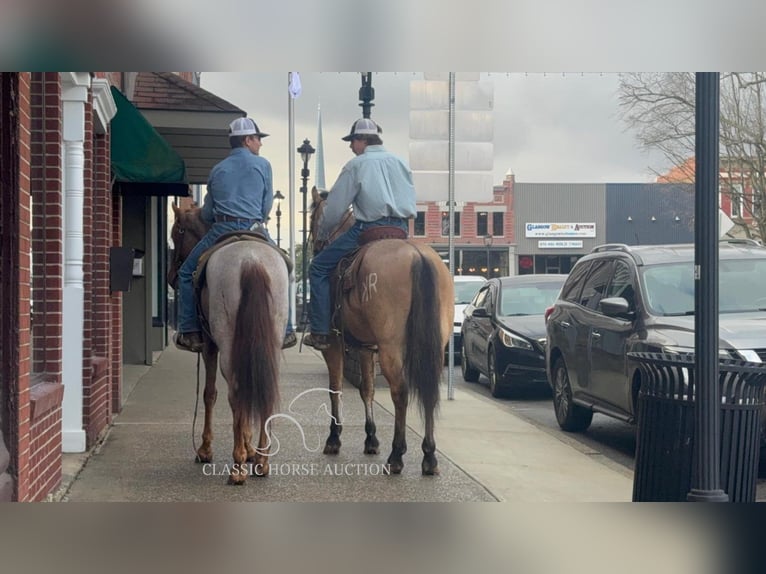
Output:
[168, 203, 289, 485]
[308, 187, 454, 475]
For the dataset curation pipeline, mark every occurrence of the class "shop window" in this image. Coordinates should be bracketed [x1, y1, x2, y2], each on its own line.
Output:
[414, 211, 426, 236]
[492, 212, 504, 236]
[518, 255, 534, 275]
[476, 212, 488, 236]
[441, 211, 460, 237]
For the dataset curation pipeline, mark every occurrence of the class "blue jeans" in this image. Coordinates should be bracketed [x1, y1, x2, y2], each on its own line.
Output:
[308, 217, 408, 335]
[177, 221, 294, 334]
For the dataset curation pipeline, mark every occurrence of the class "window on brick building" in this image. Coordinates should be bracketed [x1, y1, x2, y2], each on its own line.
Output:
[476, 212, 488, 236]
[730, 183, 743, 218]
[492, 212, 504, 236]
[414, 211, 426, 236]
[441, 211, 460, 236]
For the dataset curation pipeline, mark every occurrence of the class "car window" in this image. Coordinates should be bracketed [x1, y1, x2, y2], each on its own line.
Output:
[642, 263, 695, 315]
[500, 281, 564, 316]
[560, 260, 592, 303]
[642, 257, 766, 315]
[605, 260, 636, 310]
[454, 281, 484, 305]
[578, 259, 614, 311]
[472, 286, 489, 309]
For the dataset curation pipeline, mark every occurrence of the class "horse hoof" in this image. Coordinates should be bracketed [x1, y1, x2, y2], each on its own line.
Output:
[364, 437, 379, 455]
[323, 443, 341, 455]
[422, 465, 440, 476]
[387, 461, 404, 475]
[227, 475, 246, 486]
[195, 453, 212, 464]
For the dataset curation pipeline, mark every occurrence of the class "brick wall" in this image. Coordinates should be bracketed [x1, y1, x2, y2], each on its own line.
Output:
[30, 73, 63, 380]
[15, 72, 32, 502]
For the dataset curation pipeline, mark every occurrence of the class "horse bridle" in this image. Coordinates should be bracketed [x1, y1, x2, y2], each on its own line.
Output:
[309, 199, 354, 255]
[169, 223, 188, 289]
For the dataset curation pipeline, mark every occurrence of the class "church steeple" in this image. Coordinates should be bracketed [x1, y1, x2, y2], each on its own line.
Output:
[315, 102, 326, 189]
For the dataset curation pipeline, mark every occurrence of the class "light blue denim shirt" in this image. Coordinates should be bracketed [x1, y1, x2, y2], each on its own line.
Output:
[319, 145, 416, 238]
[201, 147, 273, 224]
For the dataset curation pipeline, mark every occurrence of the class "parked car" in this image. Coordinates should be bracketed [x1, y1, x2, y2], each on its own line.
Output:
[447, 275, 486, 362]
[545, 240, 766, 434]
[461, 274, 567, 397]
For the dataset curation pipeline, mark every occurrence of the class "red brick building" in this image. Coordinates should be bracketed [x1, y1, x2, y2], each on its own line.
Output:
[0, 71, 242, 501]
[409, 171, 516, 277]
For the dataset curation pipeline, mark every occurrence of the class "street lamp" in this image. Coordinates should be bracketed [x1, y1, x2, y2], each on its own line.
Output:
[274, 189, 284, 248]
[359, 72, 375, 118]
[297, 138, 315, 328]
[483, 234, 493, 278]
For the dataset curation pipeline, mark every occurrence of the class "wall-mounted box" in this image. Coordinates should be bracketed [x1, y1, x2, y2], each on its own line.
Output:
[110, 246, 135, 292]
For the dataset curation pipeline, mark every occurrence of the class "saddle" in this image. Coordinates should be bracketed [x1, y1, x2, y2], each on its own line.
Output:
[192, 231, 294, 339]
[330, 226, 407, 350]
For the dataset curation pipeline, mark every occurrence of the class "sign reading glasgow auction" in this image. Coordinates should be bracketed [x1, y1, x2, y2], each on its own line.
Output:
[525, 223, 596, 238]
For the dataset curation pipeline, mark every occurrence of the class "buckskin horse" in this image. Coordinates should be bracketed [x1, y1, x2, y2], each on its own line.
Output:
[168, 203, 288, 485]
[307, 187, 454, 475]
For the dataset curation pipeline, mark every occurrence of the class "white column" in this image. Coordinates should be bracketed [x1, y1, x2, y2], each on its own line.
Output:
[61, 73, 90, 453]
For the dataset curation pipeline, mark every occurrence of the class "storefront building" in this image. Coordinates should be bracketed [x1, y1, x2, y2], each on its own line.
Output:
[410, 171, 516, 278]
[513, 183, 606, 275]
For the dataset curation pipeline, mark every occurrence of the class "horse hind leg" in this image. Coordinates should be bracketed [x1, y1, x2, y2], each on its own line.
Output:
[421, 407, 439, 476]
[227, 395, 250, 485]
[195, 346, 218, 464]
[322, 341, 344, 455]
[379, 350, 408, 474]
[359, 350, 379, 455]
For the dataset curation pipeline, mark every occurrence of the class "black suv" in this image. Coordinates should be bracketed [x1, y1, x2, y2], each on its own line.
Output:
[545, 240, 766, 433]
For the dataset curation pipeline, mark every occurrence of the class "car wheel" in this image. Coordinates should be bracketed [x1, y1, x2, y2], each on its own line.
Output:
[461, 342, 480, 383]
[488, 347, 506, 398]
[552, 357, 593, 432]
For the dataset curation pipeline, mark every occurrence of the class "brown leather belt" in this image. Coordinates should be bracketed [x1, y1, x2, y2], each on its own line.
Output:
[215, 214, 261, 223]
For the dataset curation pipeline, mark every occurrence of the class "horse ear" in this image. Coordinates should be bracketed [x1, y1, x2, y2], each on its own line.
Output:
[171, 203, 181, 218]
[311, 186, 321, 204]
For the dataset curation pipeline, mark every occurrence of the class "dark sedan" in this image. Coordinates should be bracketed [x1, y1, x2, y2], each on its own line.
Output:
[461, 274, 567, 397]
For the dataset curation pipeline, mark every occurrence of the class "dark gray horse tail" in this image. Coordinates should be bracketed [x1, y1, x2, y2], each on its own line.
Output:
[404, 252, 442, 417]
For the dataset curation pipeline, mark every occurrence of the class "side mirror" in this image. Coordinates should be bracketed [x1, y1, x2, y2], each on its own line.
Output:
[472, 307, 490, 319]
[599, 297, 633, 318]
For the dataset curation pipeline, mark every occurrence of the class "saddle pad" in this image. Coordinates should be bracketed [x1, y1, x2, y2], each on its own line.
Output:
[193, 233, 293, 293]
[358, 226, 406, 245]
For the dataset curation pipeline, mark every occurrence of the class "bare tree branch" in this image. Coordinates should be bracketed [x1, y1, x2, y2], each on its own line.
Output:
[618, 73, 766, 241]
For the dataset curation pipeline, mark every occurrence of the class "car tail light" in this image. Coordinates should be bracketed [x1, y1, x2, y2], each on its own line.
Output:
[544, 306, 554, 324]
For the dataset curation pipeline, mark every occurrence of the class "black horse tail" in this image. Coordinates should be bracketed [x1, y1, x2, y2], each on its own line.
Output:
[404, 252, 442, 417]
[231, 261, 280, 426]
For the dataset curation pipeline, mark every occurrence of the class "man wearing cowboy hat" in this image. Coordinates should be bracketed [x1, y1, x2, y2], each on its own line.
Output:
[175, 117, 297, 352]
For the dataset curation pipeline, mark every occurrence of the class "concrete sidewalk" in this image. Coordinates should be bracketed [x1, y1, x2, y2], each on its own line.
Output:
[58, 342, 633, 502]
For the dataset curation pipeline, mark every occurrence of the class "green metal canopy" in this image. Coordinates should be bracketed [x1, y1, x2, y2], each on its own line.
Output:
[110, 86, 189, 195]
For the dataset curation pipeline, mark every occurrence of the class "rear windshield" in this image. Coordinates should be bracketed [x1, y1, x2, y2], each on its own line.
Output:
[641, 258, 766, 315]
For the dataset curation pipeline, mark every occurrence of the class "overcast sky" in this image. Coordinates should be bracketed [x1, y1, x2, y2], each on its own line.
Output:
[200, 72, 671, 240]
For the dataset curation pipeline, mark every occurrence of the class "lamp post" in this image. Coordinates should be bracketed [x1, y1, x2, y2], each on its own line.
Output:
[359, 72, 375, 118]
[297, 138, 315, 329]
[274, 189, 284, 248]
[483, 234, 493, 278]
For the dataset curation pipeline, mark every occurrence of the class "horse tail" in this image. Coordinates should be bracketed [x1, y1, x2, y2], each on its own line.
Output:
[404, 252, 442, 416]
[231, 261, 280, 425]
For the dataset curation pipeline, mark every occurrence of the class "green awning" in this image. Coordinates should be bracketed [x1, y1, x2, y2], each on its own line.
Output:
[110, 86, 189, 195]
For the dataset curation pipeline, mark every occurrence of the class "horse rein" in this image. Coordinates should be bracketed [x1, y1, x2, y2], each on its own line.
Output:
[310, 204, 354, 254]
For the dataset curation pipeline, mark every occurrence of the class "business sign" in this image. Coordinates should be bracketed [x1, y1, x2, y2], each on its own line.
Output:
[539, 240, 584, 249]
[525, 223, 596, 238]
